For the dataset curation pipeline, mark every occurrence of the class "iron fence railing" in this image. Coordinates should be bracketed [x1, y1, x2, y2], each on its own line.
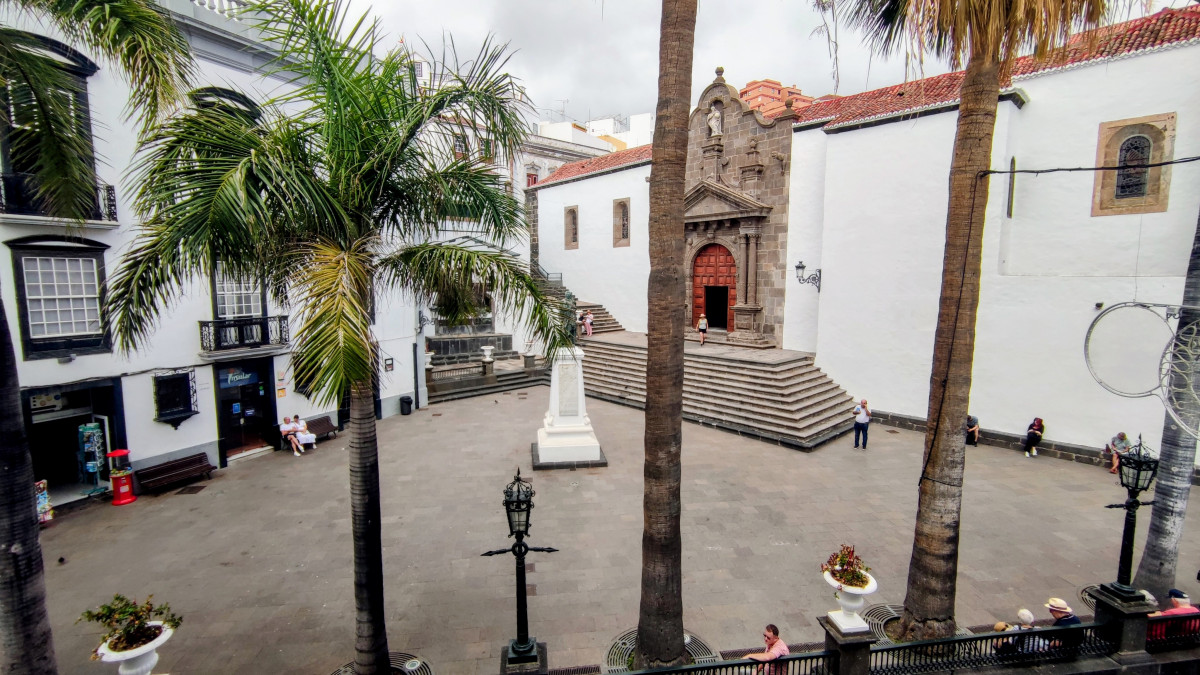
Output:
[619, 651, 833, 675]
[199, 315, 289, 352]
[868, 623, 1115, 674]
[0, 173, 117, 221]
[1146, 614, 1200, 653]
[430, 363, 485, 382]
[533, 262, 562, 285]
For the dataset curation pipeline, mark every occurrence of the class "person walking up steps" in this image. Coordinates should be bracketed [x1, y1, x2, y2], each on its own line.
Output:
[853, 399, 871, 450]
[697, 313, 708, 345]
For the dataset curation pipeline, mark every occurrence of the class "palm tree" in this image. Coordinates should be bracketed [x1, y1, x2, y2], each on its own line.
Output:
[845, 0, 1106, 640]
[103, 1, 568, 672]
[1134, 203, 1200, 600]
[0, 1, 191, 672]
[633, 0, 697, 669]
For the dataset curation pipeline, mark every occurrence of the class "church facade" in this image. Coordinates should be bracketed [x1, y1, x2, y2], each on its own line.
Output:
[526, 6, 1200, 456]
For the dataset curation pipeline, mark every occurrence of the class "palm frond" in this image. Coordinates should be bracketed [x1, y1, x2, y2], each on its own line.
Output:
[375, 159, 525, 243]
[0, 28, 98, 219]
[289, 237, 377, 408]
[17, 0, 194, 131]
[377, 242, 573, 356]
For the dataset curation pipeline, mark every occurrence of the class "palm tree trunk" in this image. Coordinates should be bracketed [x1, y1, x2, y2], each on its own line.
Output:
[898, 51, 1000, 641]
[634, 0, 696, 669]
[348, 378, 389, 674]
[1133, 203, 1200, 600]
[0, 298, 58, 675]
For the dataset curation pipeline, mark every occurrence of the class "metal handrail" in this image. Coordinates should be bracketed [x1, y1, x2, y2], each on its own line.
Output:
[0, 173, 117, 221]
[1146, 613, 1200, 652]
[868, 622, 1115, 674]
[198, 315, 289, 352]
[619, 650, 832, 675]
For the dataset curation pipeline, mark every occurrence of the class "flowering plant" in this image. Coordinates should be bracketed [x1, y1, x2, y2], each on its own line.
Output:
[821, 544, 871, 589]
[78, 594, 182, 658]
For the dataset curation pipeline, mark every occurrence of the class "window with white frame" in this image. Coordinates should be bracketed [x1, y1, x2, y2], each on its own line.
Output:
[214, 261, 262, 318]
[22, 256, 100, 337]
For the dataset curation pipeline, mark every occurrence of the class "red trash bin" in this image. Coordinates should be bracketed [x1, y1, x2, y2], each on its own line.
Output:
[107, 449, 136, 506]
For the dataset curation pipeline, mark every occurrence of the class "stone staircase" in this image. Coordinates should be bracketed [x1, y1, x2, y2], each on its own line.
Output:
[428, 360, 550, 404]
[577, 336, 854, 449]
[576, 301, 624, 334]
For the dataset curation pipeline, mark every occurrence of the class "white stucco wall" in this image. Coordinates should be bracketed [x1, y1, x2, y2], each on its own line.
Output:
[781, 129, 829, 353]
[809, 43, 1200, 453]
[535, 165, 652, 332]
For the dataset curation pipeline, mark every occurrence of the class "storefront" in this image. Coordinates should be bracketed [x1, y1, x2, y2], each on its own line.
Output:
[214, 357, 278, 466]
[22, 379, 127, 505]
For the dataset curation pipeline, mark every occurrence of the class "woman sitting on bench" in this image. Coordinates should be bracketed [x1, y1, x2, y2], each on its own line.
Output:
[281, 416, 303, 456]
[293, 413, 317, 449]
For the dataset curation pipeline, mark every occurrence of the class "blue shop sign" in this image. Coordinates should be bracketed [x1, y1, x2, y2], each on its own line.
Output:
[219, 367, 259, 389]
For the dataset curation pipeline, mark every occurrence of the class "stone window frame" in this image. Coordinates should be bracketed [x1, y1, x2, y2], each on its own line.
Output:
[1091, 112, 1175, 217]
[564, 206, 579, 250]
[612, 198, 631, 248]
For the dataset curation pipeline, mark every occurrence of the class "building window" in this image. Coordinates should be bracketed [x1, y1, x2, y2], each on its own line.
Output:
[1115, 136, 1150, 199]
[453, 134, 468, 159]
[213, 261, 263, 318]
[1092, 113, 1175, 217]
[564, 207, 579, 250]
[613, 199, 631, 248]
[153, 369, 198, 428]
[414, 61, 424, 78]
[526, 172, 539, 187]
[6, 237, 110, 360]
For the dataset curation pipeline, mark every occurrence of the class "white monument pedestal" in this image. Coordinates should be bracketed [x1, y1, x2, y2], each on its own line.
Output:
[532, 347, 606, 470]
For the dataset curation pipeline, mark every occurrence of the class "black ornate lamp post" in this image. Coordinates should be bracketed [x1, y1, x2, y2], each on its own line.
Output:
[483, 469, 557, 670]
[1102, 436, 1159, 601]
[795, 261, 822, 292]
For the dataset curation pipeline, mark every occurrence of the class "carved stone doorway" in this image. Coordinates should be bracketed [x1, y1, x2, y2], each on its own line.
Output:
[692, 243, 736, 330]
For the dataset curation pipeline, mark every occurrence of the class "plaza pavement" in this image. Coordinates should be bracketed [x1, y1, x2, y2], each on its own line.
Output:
[40, 386, 1200, 674]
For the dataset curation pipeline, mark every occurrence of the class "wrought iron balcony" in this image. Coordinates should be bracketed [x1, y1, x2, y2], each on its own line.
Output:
[199, 315, 289, 352]
[0, 173, 118, 222]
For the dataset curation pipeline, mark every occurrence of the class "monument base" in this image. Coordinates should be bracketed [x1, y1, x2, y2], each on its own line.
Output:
[499, 641, 548, 675]
[532, 443, 608, 471]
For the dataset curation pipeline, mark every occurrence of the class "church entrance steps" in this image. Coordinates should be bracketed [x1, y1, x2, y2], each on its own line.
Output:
[576, 331, 854, 449]
[428, 367, 550, 404]
[575, 301, 624, 334]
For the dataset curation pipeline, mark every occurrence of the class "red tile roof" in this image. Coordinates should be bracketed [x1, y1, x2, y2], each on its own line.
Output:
[778, 5, 1200, 129]
[538, 144, 653, 187]
[537, 7, 1199, 184]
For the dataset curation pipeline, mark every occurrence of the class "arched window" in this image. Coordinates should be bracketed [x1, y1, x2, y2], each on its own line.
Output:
[1115, 136, 1151, 199]
[190, 87, 262, 122]
[565, 207, 579, 250]
[620, 202, 629, 240]
[612, 199, 631, 247]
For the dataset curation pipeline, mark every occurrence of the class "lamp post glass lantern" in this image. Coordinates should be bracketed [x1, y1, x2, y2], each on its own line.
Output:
[1104, 436, 1159, 598]
[795, 260, 822, 292]
[483, 469, 558, 668]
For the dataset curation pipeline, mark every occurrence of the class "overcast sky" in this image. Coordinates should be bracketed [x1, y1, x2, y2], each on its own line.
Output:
[353, 0, 1181, 127]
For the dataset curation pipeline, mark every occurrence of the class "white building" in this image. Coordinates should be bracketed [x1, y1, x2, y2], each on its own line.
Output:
[0, 0, 507, 504]
[527, 6, 1200, 460]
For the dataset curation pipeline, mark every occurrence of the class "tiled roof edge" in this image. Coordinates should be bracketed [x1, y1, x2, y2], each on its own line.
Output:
[527, 158, 653, 192]
[1012, 36, 1200, 82]
[818, 89, 1026, 134]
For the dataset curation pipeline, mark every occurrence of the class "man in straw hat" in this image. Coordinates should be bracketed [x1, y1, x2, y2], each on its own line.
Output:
[1045, 598, 1080, 627]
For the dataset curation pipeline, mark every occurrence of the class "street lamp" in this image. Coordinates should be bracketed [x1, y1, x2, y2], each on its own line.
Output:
[1102, 435, 1159, 601]
[483, 469, 557, 669]
[795, 261, 822, 292]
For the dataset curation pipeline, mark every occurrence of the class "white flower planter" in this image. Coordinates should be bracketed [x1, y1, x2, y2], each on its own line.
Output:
[823, 570, 877, 634]
[481, 345, 495, 362]
[96, 621, 173, 675]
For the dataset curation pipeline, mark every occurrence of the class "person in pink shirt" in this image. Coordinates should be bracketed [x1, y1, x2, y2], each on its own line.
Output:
[746, 624, 789, 674]
[1148, 589, 1200, 641]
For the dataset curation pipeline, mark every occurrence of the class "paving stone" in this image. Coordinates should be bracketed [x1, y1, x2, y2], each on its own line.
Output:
[37, 386, 1200, 674]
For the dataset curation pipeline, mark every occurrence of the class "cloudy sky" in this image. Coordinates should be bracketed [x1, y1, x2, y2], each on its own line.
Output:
[352, 0, 1181, 128]
[353, 0, 950, 126]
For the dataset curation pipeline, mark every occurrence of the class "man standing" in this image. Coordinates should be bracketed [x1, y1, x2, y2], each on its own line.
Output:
[746, 624, 789, 674]
[853, 399, 871, 450]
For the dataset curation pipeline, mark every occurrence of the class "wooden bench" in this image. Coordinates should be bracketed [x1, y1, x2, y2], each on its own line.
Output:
[279, 415, 338, 452]
[134, 453, 216, 493]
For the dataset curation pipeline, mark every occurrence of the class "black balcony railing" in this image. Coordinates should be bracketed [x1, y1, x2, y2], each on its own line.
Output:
[0, 173, 118, 222]
[868, 622, 1115, 674]
[199, 315, 289, 352]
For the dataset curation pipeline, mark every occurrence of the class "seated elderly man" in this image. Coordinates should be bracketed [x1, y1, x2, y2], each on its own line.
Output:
[1107, 432, 1132, 474]
[1151, 589, 1199, 617]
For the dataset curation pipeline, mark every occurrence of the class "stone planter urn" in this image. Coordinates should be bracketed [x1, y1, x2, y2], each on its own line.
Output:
[96, 621, 173, 675]
[481, 345, 495, 362]
[823, 570, 878, 633]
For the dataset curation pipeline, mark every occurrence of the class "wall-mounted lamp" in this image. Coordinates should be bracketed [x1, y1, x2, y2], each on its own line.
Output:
[795, 261, 822, 293]
[417, 310, 434, 331]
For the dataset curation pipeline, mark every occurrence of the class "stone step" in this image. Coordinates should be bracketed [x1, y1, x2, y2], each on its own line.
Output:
[575, 301, 625, 334]
[581, 361, 840, 405]
[428, 372, 549, 404]
[579, 339, 815, 372]
[579, 348, 828, 389]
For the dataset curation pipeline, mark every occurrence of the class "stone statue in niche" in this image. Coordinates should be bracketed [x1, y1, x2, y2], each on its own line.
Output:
[707, 102, 722, 137]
